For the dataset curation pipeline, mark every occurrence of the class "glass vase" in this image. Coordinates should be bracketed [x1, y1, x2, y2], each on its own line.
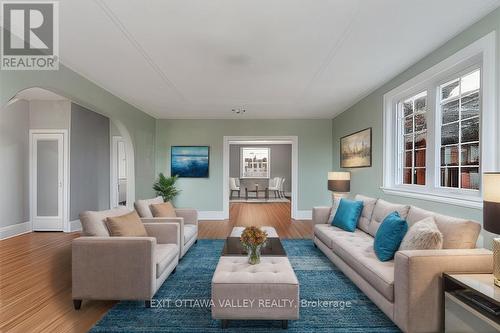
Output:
[247, 245, 262, 265]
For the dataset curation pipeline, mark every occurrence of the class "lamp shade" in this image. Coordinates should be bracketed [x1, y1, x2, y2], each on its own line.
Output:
[328, 172, 350, 192]
[483, 172, 500, 234]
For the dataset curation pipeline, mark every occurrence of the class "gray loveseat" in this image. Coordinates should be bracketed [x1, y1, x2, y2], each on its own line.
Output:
[313, 194, 493, 333]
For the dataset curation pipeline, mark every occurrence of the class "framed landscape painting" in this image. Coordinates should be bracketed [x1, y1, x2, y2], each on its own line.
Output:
[340, 128, 372, 168]
[171, 146, 209, 178]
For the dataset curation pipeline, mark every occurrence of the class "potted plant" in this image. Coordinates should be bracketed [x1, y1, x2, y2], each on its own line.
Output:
[240, 226, 268, 265]
[153, 173, 181, 202]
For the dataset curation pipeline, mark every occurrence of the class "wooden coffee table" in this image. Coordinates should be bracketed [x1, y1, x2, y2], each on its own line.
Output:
[245, 187, 269, 200]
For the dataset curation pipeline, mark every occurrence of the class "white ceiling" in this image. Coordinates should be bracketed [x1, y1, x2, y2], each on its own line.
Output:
[57, 0, 500, 119]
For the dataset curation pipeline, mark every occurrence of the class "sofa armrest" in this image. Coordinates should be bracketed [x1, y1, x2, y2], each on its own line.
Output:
[72, 237, 156, 300]
[394, 248, 493, 333]
[175, 209, 198, 226]
[144, 222, 180, 245]
[312, 206, 331, 225]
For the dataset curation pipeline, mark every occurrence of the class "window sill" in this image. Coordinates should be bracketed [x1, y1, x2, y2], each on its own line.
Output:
[380, 186, 482, 210]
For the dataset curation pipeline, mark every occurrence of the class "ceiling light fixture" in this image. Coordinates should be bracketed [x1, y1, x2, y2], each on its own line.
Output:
[232, 108, 246, 115]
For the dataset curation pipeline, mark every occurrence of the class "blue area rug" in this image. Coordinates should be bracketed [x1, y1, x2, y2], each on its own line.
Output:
[90, 240, 400, 332]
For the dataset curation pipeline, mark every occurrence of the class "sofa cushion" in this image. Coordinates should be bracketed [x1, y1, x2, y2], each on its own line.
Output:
[368, 199, 410, 237]
[354, 194, 377, 233]
[150, 202, 177, 218]
[184, 224, 197, 244]
[328, 197, 341, 224]
[80, 207, 131, 236]
[330, 230, 395, 302]
[134, 196, 163, 218]
[332, 199, 363, 232]
[374, 212, 408, 261]
[314, 224, 369, 249]
[399, 216, 443, 250]
[106, 211, 148, 237]
[156, 244, 179, 278]
[406, 206, 480, 249]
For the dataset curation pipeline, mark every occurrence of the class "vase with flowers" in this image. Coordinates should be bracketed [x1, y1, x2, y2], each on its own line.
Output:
[240, 226, 268, 265]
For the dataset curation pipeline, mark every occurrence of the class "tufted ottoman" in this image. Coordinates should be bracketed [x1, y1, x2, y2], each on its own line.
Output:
[211, 256, 299, 329]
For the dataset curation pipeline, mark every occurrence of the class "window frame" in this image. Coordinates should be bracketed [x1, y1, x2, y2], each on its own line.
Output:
[382, 32, 497, 209]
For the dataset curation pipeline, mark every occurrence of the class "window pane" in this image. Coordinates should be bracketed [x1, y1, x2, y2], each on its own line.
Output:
[404, 151, 412, 168]
[415, 96, 426, 112]
[461, 70, 480, 95]
[461, 143, 479, 165]
[415, 112, 427, 132]
[441, 79, 459, 100]
[415, 132, 426, 148]
[441, 145, 459, 166]
[461, 117, 479, 143]
[461, 92, 479, 120]
[415, 149, 426, 167]
[414, 168, 425, 185]
[441, 123, 459, 145]
[442, 100, 459, 124]
[404, 134, 413, 150]
[403, 101, 413, 117]
[461, 167, 480, 190]
[441, 168, 459, 188]
[404, 116, 413, 134]
[403, 168, 412, 184]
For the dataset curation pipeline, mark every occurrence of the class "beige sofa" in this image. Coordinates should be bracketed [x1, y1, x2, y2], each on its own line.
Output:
[135, 197, 198, 258]
[72, 207, 180, 309]
[313, 195, 493, 333]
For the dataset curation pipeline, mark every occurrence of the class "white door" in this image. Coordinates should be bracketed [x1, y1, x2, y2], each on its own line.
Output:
[31, 133, 65, 231]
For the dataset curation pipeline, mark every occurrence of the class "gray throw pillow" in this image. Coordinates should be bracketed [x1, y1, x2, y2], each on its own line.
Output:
[399, 216, 443, 250]
[328, 197, 341, 223]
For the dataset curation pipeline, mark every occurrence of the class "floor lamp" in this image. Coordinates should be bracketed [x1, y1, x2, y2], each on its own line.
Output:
[483, 172, 500, 287]
[328, 172, 350, 202]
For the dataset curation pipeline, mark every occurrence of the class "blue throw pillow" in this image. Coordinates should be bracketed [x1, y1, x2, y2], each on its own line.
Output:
[374, 212, 408, 261]
[331, 198, 363, 232]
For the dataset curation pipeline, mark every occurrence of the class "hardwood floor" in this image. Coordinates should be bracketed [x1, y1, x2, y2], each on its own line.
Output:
[199, 202, 313, 239]
[0, 202, 312, 333]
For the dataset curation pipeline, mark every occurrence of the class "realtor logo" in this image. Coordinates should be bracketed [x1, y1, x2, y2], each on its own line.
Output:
[1, 1, 59, 70]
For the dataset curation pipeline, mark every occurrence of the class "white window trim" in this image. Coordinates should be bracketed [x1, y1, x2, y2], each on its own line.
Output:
[382, 31, 497, 209]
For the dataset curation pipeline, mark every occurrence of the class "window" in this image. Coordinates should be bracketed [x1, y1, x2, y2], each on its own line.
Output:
[400, 91, 427, 185]
[439, 70, 480, 190]
[382, 32, 496, 208]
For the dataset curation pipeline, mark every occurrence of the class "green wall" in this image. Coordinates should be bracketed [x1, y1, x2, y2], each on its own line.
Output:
[0, 64, 157, 200]
[332, 8, 500, 247]
[155, 119, 333, 211]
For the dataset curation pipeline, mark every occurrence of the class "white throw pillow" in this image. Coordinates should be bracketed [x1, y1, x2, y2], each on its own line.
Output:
[328, 197, 341, 223]
[399, 216, 443, 250]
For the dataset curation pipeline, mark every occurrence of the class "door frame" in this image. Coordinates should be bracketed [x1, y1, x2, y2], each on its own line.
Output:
[223, 136, 298, 220]
[110, 135, 126, 208]
[29, 129, 70, 231]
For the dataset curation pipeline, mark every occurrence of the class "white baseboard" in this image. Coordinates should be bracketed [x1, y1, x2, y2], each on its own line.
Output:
[70, 219, 82, 232]
[295, 210, 312, 220]
[198, 211, 226, 220]
[0, 221, 32, 240]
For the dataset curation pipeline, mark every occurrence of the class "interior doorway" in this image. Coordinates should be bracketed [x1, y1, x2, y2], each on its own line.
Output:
[30, 130, 68, 231]
[223, 136, 299, 220]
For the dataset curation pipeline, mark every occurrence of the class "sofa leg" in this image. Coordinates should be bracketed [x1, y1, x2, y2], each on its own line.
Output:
[145, 300, 151, 308]
[195, 239, 198, 244]
[172, 267, 177, 274]
[221, 319, 229, 329]
[281, 320, 288, 329]
[313, 242, 317, 248]
[73, 299, 82, 310]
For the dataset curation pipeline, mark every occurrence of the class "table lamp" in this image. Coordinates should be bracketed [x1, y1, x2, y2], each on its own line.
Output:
[483, 172, 500, 287]
[328, 172, 350, 200]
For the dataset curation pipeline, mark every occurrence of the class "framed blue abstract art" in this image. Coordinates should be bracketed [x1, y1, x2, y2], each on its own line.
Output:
[171, 146, 209, 178]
